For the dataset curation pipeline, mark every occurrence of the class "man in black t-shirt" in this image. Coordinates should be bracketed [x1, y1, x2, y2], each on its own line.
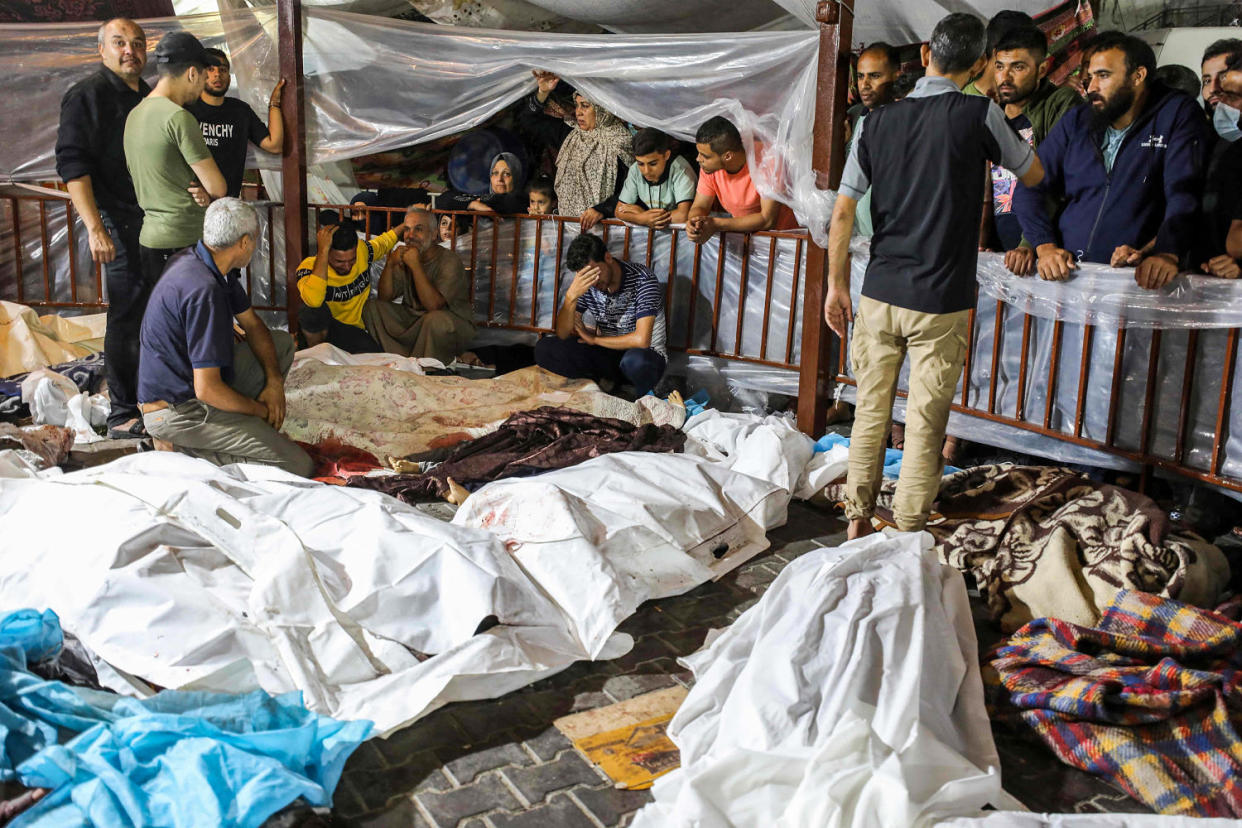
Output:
[823, 13, 1043, 539]
[185, 48, 284, 197]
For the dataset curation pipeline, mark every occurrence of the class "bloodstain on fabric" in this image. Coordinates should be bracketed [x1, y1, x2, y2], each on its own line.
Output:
[298, 438, 382, 484]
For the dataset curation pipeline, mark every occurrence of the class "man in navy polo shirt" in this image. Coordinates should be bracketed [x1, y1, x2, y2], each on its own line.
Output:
[823, 13, 1044, 538]
[138, 198, 312, 476]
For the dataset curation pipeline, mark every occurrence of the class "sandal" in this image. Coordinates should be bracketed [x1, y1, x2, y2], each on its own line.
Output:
[107, 419, 147, 440]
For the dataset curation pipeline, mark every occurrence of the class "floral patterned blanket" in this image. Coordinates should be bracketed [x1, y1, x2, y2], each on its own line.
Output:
[282, 362, 684, 461]
[859, 464, 1228, 632]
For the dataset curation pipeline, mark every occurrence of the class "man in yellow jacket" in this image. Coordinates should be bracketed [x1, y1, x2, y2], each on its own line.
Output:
[295, 218, 405, 352]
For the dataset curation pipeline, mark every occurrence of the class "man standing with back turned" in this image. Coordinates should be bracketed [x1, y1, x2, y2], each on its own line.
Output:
[823, 13, 1045, 538]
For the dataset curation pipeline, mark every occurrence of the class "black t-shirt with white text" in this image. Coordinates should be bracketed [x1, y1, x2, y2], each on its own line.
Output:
[185, 97, 268, 197]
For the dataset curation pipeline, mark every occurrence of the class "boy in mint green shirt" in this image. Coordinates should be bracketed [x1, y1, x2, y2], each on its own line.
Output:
[615, 128, 697, 229]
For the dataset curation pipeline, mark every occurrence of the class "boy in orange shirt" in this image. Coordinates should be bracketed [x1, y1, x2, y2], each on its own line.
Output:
[686, 116, 798, 242]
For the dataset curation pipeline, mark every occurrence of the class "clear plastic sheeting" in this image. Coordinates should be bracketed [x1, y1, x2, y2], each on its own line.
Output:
[1, 9, 830, 242]
[975, 251, 1242, 330]
[632, 532, 1014, 828]
[0, 15, 258, 184]
[847, 242, 1242, 480]
[770, 0, 1054, 45]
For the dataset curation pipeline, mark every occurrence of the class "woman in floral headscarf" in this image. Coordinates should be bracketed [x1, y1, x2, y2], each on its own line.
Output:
[516, 70, 635, 230]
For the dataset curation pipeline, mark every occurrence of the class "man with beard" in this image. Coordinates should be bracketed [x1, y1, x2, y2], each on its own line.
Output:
[1194, 39, 1242, 279]
[186, 48, 285, 198]
[56, 18, 152, 439]
[964, 10, 1035, 100]
[845, 43, 901, 238]
[986, 24, 1080, 270]
[1013, 31, 1207, 290]
[360, 207, 475, 363]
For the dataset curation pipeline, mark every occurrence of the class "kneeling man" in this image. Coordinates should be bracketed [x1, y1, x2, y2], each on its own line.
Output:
[535, 233, 667, 396]
[139, 198, 312, 476]
[362, 206, 475, 363]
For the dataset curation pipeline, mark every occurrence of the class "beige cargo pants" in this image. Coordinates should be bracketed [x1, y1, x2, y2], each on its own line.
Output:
[844, 295, 970, 531]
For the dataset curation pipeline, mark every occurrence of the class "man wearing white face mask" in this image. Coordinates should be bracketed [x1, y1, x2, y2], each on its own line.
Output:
[1196, 40, 1242, 278]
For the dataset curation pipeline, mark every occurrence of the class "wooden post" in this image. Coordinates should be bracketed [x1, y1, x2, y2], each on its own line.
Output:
[279, 0, 308, 330]
[796, 0, 854, 436]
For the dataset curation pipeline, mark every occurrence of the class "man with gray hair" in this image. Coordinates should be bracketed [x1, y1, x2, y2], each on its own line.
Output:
[362, 206, 475, 363]
[137, 198, 311, 476]
[823, 12, 1044, 538]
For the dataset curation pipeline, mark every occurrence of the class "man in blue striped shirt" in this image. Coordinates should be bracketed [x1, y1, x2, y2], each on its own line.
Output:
[535, 233, 667, 396]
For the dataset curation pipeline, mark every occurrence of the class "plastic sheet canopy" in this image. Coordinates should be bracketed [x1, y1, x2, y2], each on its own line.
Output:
[769, 0, 1055, 46]
[0, 8, 831, 241]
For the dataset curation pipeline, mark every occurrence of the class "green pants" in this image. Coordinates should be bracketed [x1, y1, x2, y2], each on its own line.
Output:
[142, 330, 314, 477]
[844, 295, 970, 531]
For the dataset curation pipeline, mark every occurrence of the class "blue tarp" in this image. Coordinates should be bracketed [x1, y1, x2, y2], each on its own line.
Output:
[812, 433, 962, 478]
[0, 609, 373, 828]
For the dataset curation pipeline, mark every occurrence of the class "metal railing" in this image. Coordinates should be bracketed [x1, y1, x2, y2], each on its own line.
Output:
[3, 191, 1238, 495]
[312, 204, 808, 371]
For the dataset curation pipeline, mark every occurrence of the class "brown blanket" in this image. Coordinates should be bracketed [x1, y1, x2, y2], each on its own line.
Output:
[349, 406, 686, 502]
[869, 464, 1228, 631]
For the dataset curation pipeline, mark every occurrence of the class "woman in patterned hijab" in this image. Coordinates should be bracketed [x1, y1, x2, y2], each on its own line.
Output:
[553, 92, 635, 218]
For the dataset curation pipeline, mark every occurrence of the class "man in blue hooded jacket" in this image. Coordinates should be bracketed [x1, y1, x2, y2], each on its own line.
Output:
[1013, 31, 1207, 290]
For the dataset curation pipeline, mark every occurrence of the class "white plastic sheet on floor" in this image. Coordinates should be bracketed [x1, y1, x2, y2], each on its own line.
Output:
[632, 531, 1017, 828]
[939, 815, 1242, 827]
[0, 411, 834, 736]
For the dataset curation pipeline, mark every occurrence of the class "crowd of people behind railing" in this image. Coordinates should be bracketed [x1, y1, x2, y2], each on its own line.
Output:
[50, 13, 1242, 484]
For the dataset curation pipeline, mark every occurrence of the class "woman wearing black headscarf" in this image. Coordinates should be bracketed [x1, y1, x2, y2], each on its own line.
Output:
[439, 152, 527, 215]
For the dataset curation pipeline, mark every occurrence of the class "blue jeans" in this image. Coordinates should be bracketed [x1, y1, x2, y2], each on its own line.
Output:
[534, 336, 666, 396]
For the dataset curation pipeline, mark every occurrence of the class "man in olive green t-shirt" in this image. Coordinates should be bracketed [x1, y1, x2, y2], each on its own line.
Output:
[124, 31, 226, 285]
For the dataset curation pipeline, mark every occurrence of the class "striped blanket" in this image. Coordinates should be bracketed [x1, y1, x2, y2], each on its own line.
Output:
[990, 590, 1242, 817]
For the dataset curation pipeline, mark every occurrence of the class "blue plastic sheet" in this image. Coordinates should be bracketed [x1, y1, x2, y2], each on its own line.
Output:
[812, 433, 962, 478]
[0, 609, 373, 828]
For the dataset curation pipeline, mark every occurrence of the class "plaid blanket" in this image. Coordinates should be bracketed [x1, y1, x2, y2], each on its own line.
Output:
[990, 590, 1242, 817]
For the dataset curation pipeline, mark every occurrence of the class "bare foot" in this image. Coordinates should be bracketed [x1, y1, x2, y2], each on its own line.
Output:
[942, 435, 966, 465]
[445, 477, 471, 505]
[890, 423, 905, 450]
[458, 351, 483, 367]
[847, 517, 877, 540]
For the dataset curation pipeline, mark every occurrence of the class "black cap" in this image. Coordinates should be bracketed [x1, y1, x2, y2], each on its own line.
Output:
[154, 31, 219, 67]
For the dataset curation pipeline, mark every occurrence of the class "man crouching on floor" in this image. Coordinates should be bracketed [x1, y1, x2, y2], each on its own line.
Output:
[535, 232, 668, 396]
[138, 198, 313, 476]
